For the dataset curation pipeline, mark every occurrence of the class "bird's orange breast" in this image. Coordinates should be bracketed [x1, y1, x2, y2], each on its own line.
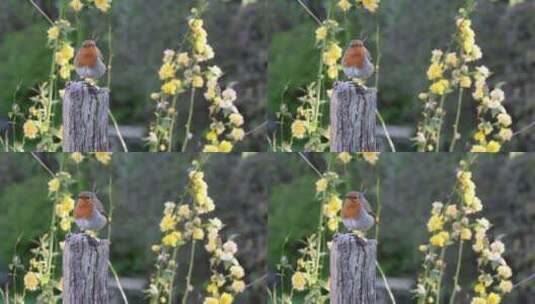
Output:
[342, 46, 366, 69]
[342, 198, 361, 219]
[75, 46, 98, 68]
[74, 199, 93, 219]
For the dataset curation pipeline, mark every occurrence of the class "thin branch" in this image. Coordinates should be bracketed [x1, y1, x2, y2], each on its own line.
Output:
[245, 274, 268, 289]
[28, 0, 54, 25]
[298, 152, 322, 177]
[296, 0, 322, 25]
[30, 152, 56, 177]
[376, 261, 397, 304]
[513, 121, 535, 137]
[513, 273, 535, 289]
[108, 261, 129, 304]
[245, 121, 268, 137]
[108, 110, 128, 152]
[376, 110, 396, 152]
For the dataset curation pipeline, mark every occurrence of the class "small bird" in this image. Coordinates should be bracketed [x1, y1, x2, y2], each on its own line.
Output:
[342, 39, 374, 87]
[341, 191, 376, 245]
[74, 191, 107, 232]
[74, 40, 106, 80]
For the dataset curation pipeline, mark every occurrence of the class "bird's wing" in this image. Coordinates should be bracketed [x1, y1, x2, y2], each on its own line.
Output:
[96, 47, 104, 61]
[93, 198, 106, 215]
[362, 197, 374, 214]
[365, 48, 373, 63]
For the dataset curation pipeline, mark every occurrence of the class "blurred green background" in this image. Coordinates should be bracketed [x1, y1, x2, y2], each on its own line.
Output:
[268, 153, 535, 303]
[0, 153, 268, 303]
[267, 0, 535, 151]
[0, 0, 267, 151]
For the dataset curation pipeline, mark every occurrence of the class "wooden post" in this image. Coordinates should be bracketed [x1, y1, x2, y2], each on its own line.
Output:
[330, 81, 377, 152]
[330, 234, 377, 304]
[63, 233, 109, 304]
[63, 81, 110, 152]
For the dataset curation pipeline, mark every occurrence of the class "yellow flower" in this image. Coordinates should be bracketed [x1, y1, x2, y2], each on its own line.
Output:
[218, 140, 233, 152]
[497, 265, 512, 278]
[316, 178, 328, 192]
[291, 272, 307, 291]
[59, 65, 72, 79]
[159, 214, 176, 232]
[230, 265, 245, 278]
[323, 43, 342, 66]
[23, 120, 39, 139]
[499, 280, 512, 293]
[430, 231, 450, 247]
[291, 120, 307, 139]
[47, 26, 60, 40]
[361, 0, 379, 12]
[497, 113, 512, 127]
[229, 113, 244, 126]
[230, 128, 245, 141]
[24, 272, 39, 291]
[426, 63, 443, 80]
[474, 282, 486, 294]
[486, 141, 501, 153]
[327, 217, 338, 231]
[499, 128, 513, 141]
[192, 227, 205, 240]
[161, 79, 182, 95]
[471, 297, 487, 304]
[471, 145, 487, 152]
[48, 178, 60, 192]
[473, 131, 486, 143]
[460, 75, 472, 88]
[487, 293, 501, 304]
[220, 293, 233, 304]
[55, 43, 75, 66]
[69, 0, 84, 11]
[445, 52, 458, 66]
[327, 64, 339, 79]
[430, 79, 450, 95]
[177, 52, 190, 67]
[70, 152, 84, 164]
[162, 231, 182, 247]
[203, 145, 219, 152]
[324, 195, 342, 217]
[315, 26, 328, 41]
[337, 152, 352, 164]
[460, 228, 472, 240]
[231, 280, 246, 293]
[192, 75, 204, 88]
[60, 217, 72, 231]
[93, 0, 111, 13]
[95, 152, 112, 165]
[426, 215, 444, 232]
[337, 0, 352, 11]
[158, 62, 175, 80]
[361, 152, 379, 165]
[203, 297, 219, 304]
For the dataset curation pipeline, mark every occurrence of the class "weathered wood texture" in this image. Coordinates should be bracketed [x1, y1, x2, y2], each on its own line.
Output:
[63, 233, 109, 304]
[330, 234, 377, 304]
[330, 81, 377, 152]
[63, 81, 110, 152]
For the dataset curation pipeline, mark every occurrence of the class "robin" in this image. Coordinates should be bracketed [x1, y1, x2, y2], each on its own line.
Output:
[74, 191, 107, 232]
[74, 40, 106, 80]
[342, 39, 374, 88]
[341, 191, 376, 245]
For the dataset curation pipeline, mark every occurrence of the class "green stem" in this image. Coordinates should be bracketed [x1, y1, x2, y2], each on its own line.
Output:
[449, 88, 464, 152]
[166, 94, 180, 151]
[435, 248, 447, 304]
[374, 177, 382, 240]
[376, 109, 395, 152]
[435, 94, 447, 152]
[181, 241, 197, 304]
[448, 241, 464, 304]
[181, 88, 196, 152]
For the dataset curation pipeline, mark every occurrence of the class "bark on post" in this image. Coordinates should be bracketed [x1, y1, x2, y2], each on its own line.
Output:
[330, 81, 377, 152]
[63, 81, 110, 152]
[63, 233, 109, 304]
[330, 234, 377, 304]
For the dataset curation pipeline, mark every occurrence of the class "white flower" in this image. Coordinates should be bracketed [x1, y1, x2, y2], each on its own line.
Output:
[223, 240, 238, 254]
[222, 88, 237, 102]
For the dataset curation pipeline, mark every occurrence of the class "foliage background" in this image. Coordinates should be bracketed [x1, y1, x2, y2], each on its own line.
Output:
[268, 153, 535, 303]
[0, 0, 267, 151]
[266, 0, 535, 151]
[0, 153, 268, 303]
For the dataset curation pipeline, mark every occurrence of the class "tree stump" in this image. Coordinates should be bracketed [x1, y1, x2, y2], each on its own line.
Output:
[63, 81, 110, 152]
[63, 233, 109, 304]
[330, 234, 377, 304]
[330, 81, 377, 152]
